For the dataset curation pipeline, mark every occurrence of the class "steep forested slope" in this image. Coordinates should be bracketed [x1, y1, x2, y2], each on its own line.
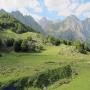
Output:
[0, 10, 35, 34]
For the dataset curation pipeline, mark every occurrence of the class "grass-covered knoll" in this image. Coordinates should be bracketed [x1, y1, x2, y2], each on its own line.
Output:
[0, 30, 44, 43]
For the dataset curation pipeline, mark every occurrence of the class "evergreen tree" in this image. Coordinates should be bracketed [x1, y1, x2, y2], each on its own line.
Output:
[21, 40, 28, 52]
[0, 39, 2, 48]
[5, 38, 14, 47]
[14, 40, 22, 52]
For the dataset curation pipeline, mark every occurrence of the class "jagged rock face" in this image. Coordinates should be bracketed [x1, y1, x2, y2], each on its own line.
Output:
[57, 15, 85, 41]
[39, 17, 61, 36]
[39, 15, 90, 42]
[11, 11, 44, 34]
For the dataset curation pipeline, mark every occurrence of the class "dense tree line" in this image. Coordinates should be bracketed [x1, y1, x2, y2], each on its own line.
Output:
[43, 35, 73, 46]
[43, 35, 90, 54]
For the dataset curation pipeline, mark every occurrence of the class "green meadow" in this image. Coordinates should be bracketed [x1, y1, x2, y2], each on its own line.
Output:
[0, 44, 90, 90]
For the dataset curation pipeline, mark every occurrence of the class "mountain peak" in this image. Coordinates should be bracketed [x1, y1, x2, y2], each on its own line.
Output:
[66, 15, 79, 21]
[0, 9, 6, 14]
[12, 11, 22, 16]
[64, 15, 80, 23]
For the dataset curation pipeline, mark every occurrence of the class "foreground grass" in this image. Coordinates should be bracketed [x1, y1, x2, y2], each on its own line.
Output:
[0, 45, 90, 90]
[49, 63, 90, 90]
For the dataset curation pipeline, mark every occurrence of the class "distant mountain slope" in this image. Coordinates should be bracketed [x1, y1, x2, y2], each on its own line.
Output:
[0, 10, 35, 33]
[39, 17, 61, 36]
[11, 11, 44, 34]
[39, 16, 88, 41]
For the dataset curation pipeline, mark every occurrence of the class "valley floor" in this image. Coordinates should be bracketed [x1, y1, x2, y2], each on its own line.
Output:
[0, 45, 90, 90]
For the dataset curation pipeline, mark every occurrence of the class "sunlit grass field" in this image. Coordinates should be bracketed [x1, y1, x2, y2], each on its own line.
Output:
[0, 30, 90, 90]
[0, 45, 90, 90]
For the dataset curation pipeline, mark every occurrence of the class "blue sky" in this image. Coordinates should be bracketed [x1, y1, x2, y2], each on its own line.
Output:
[0, 0, 90, 21]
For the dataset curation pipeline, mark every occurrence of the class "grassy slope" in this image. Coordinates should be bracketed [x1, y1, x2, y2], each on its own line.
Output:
[0, 30, 43, 39]
[0, 30, 44, 45]
[0, 31, 90, 90]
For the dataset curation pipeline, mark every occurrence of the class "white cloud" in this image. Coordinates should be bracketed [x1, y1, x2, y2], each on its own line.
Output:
[0, 0, 42, 13]
[83, 12, 90, 18]
[0, 0, 90, 19]
[44, 0, 90, 17]
[44, 0, 72, 11]
[44, 0, 78, 16]
[75, 3, 90, 16]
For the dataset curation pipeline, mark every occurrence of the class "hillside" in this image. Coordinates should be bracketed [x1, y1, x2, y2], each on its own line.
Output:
[0, 10, 35, 34]
[11, 11, 44, 34]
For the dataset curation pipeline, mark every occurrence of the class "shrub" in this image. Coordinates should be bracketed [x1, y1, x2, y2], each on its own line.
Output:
[27, 36, 32, 41]
[5, 38, 14, 47]
[35, 65, 72, 88]
[74, 41, 88, 54]
[21, 40, 28, 52]
[46, 36, 61, 46]
[62, 40, 68, 45]
[0, 54, 2, 57]
[13, 39, 43, 53]
[0, 65, 72, 90]
[14, 40, 22, 52]
[0, 39, 2, 48]
[34, 45, 43, 52]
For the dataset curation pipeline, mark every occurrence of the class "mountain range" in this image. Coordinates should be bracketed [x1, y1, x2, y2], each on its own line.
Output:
[0, 9, 90, 45]
[39, 16, 90, 43]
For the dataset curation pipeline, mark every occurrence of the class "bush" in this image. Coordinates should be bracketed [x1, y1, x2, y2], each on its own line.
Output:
[74, 41, 89, 54]
[14, 40, 22, 52]
[5, 38, 14, 47]
[0, 39, 2, 48]
[62, 40, 72, 45]
[34, 45, 43, 52]
[0, 65, 72, 90]
[0, 54, 2, 57]
[62, 40, 68, 45]
[21, 40, 28, 52]
[52, 39, 61, 46]
[35, 65, 72, 88]
[13, 39, 43, 53]
[27, 36, 32, 41]
[46, 36, 61, 46]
